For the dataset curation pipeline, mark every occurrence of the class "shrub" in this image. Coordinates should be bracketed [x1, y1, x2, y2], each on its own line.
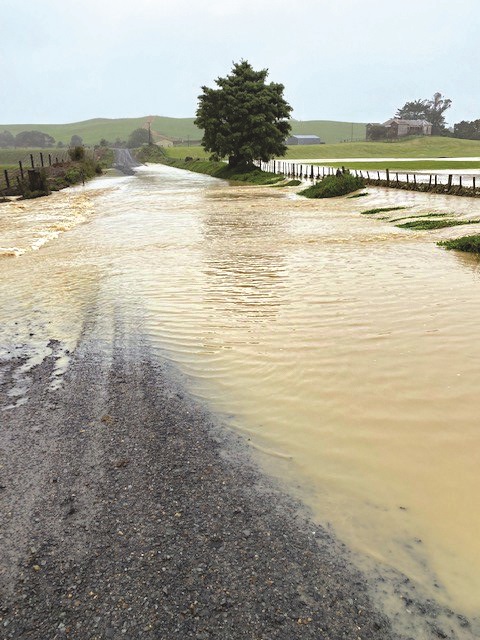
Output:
[68, 146, 85, 161]
[300, 174, 364, 199]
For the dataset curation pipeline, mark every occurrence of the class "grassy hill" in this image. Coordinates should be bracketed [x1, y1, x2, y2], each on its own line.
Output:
[0, 116, 367, 147]
[0, 117, 201, 147]
[289, 120, 365, 144]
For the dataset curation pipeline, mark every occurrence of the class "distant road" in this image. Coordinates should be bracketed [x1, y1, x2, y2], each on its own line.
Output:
[113, 148, 142, 174]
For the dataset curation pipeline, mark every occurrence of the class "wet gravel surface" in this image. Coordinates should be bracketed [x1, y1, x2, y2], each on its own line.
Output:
[0, 332, 407, 640]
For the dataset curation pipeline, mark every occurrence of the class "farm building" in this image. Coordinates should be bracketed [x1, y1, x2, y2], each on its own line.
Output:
[367, 119, 432, 140]
[286, 134, 323, 145]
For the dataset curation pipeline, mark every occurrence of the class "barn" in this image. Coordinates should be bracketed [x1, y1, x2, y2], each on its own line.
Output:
[286, 134, 323, 145]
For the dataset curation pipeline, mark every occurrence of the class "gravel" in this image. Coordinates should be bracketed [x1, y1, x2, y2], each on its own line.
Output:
[0, 332, 409, 640]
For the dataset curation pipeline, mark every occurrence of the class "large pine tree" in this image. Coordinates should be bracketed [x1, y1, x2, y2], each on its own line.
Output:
[195, 61, 292, 168]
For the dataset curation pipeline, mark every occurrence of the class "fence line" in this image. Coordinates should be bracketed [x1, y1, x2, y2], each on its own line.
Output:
[0, 149, 73, 195]
[255, 160, 480, 197]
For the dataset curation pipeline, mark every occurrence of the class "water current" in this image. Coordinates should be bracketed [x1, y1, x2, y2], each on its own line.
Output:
[1, 164, 480, 627]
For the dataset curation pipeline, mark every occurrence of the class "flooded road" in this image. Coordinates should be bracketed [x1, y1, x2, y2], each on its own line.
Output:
[1, 164, 480, 629]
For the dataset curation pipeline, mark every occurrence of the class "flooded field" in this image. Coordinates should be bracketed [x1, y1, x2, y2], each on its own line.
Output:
[1, 164, 480, 630]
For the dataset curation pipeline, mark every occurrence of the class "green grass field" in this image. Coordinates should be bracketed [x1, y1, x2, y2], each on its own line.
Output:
[320, 160, 480, 171]
[166, 146, 207, 159]
[0, 148, 71, 172]
[283, 137, 480, 159]
[168, 138, 480, 165]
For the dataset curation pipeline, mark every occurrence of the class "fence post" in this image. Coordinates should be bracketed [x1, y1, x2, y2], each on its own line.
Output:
[377, 171, 380, 180]
[311, 165, 314, 179]
[40, 153, 44, 167]
[396, 172, 399, 185]
[30, 154, 35, 169]
[19, 161, 24, 180]
[4, 169, 10, 189]
[413, 174, 416, 185]
[459, 175, 462, 188]
[48, 154, 52, 166]
[406, 173, 409, 184]
[435, 175, 438, 186]
[429, 175, 432, 187]
[386, 169, 390, 186]
[447, 175, 452, 191]
[473, 177, 476, 192]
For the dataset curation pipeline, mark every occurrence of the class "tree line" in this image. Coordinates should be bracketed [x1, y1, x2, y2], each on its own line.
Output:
[0, 128, 149, 149]
[0, 131, 85, 149]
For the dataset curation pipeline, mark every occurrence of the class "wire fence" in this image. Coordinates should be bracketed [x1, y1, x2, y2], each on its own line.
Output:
[0, 149, 71, 194]
[257, 160, 480, 197]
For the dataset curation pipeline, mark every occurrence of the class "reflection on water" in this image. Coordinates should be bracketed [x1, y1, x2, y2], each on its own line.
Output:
[1, 164, 480, 628]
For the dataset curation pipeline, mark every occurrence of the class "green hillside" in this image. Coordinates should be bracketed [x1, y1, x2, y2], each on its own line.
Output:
[0, 116, 366, 146]
[289, 120, 366, 144]
[0, 117, 202, 146]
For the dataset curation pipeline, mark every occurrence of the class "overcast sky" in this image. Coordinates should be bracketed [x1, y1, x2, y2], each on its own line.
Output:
[1, 0, 479, 125]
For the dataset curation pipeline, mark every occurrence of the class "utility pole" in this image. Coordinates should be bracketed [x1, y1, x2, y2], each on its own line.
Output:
[148, 121, 152, 145]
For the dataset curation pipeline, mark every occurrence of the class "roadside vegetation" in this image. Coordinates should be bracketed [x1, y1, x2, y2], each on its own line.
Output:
[300, 174, 364, 198]
[438, 235, 480, 253]
[1, 146, 111, 200]
[164, 158, 283, 185]
[135, 145, 166, 163]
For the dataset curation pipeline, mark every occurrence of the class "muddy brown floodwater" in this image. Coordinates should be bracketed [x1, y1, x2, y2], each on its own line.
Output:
[1, 164, 480, 636]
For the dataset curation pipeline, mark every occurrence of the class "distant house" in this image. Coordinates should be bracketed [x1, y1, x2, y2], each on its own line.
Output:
[286, 134, 323, 145]
[367, 119, 432, 140]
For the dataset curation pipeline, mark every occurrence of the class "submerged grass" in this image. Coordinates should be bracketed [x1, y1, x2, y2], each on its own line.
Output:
[438, 235, 480, 253]
[347, 192, 369, 198]
[389, 213, 450, 223]
[361, 206, 407, 215]
[396, 219, 480, 230]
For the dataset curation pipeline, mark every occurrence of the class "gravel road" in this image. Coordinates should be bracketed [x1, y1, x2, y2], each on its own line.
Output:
[0, 325, 406, 640]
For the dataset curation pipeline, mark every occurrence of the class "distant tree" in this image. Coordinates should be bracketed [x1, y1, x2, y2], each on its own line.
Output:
[0, 130, 15, 147]
[99, 138, 109, 147]
[396, 99, 429, 121]
[112, 137, 126, 148]
[57, 141, 65, 148]
[70, 134, 83, 147]
[195, 60, 292, 168]
[127, 128, 149, 148]
[366, 124, 389, 141]
[396, 92, 452, 135]
[68, 146, 85, 161]
[15, 130, 56, 148]
[453, 119, 480, 140]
